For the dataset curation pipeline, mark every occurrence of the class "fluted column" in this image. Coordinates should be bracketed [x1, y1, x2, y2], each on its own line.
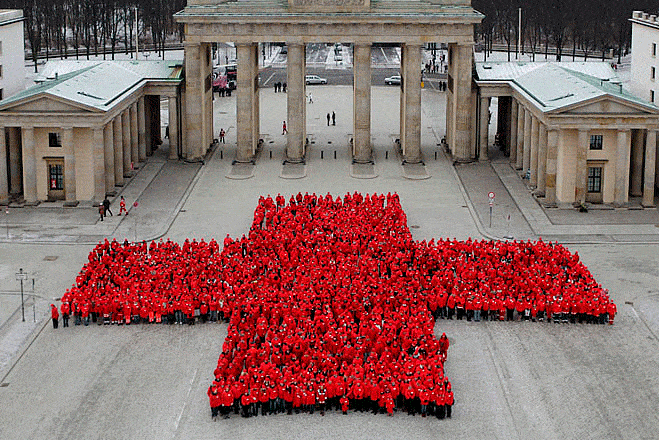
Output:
[516, 106, 524, 169]
[21, 127, 37, 204]
[122, 111, 131, 176]
[448, 43, 474, 162]
[62, 127, 76, 202]
[236, 43, 259, 162]
[113, 116, 124, 186]
[530, 116, 539, 186]
[575, 129, 589, 205]
[643, 129, 657, 206]
[130, 103, 139, 168]
[545, 128, 558, 205]
[522, 110, 532, 174]
[536, 124, 547, 196]
[103, 122, 115, 192]
[138, 96, 146, 162]
[0, 127, 7, 204]
[168, 96, 179, 160]
[401, 43, 422, 163]
[93, 127, 105, 202]
[614, 129, 631, 206]
[630, 130, 644, 196]
[479, 96, 490, 161]
[183, 42, 212, 160]
[510, 100, 518, 165]
[8, 128, 21, 195]
[353, 43, 372, 163]
[286, 42, 306, 162]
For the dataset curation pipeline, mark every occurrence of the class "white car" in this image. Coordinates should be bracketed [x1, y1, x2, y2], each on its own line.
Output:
[305, 75, 327, 85]
[385, 75, 401, 85]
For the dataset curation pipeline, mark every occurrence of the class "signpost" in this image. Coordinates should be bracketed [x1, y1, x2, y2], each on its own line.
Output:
[133, 201, 139, 243]
[15, 268, 28, 322]
[488, 192, 495, 228]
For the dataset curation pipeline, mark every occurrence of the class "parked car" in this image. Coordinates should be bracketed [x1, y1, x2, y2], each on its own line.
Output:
[305, 75, 328, 85]
[384, 75, 401, 85]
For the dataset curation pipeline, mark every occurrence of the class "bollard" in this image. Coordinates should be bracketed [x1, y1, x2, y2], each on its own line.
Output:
[334, 150, 337, 159]
[270, 150, 272, 159]
[220, 150, 223, 160]
[435, 151, 437, 160]
[321, 150, 324, 159]
[385, 151, 388, 160]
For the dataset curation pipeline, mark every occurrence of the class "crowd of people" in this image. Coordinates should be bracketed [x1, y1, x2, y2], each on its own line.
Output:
[58, 191, 615, 420]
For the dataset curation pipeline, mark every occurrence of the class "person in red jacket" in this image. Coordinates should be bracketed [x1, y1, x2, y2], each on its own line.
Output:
[208, 385, 222, 420]
[60, 302, 70, 327]
[607, 301, 617, 325]
[51, 304, 59, 329]
[340, 395, 349, 414]
[445, 388, 454, 418]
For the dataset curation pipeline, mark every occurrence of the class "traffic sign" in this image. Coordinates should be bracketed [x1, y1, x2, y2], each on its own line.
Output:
[488, 191, 495, 199]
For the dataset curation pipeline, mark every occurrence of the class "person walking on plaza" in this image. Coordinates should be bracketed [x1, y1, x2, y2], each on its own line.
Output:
[51, 304, 59, 329]
[282, 121, 287, 135]
[118, 196, 127, 216]
[327, 113, 331, 126]
[103, 196, 112, 216]
[332, 111, 336, 126]
[308, 93, 313, 103]
[219, 128, 226, 143]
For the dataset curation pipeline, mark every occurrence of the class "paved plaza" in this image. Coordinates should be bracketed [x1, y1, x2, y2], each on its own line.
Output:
[1, 85, 659, 439]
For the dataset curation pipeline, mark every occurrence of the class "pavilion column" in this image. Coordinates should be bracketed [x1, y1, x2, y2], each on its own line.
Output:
[122, 111, 131, 176]
[113, 116, 124, 186]
[643, 129, 657, 206]
[62, 127, 76, 202]
[614, 129, 631, 206]
[575, 129, 589, 205]
[545, 128, 558, 205]
[93, 127, 105, 203]
[522, 109, 532, 175]
[516, 105, 524, 169]
[183, 42, 212, 160]
[138, 96, 146, 162]
[630, 129, 644, 196]
[536, 123, 547, 196]
[21, 127, 37, 204]
[8, 127, 21, 195]
[530, 116, 539, 186]
[479, 96, 490, 161]
[0, 127, 7, 204]
[168, 96, 179, 160]
[509, 99, 518, 165]
[130, 103, 139, 168]
[400, 43, 422, 163]
[353, 43, 372, 163]
[103, 122, 115, 193]
[449, 43, 473, 162]
[286, 42, 306, 162]
[236, 43, 259, 162]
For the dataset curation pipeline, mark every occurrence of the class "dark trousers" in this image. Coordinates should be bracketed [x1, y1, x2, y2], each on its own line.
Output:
[52, 318, 58, 329]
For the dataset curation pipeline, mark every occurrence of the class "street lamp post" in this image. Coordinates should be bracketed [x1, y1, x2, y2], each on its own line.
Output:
[16, 268, 28, 322]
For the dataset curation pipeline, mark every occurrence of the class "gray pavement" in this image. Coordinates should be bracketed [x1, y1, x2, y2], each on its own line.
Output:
[1, 85, 659, 440]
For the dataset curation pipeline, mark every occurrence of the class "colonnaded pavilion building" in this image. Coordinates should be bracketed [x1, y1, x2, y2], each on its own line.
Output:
[1, 1, 659, 209]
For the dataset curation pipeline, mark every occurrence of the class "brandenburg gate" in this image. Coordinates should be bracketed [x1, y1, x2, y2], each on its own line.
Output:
[175, 0, 482, 164]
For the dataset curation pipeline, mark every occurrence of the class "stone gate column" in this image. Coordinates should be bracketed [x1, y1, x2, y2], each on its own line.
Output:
[479, 96, 490, 161]
[113, 116, 124, 186]
[449, 43, 474, 162]
[62, 127, 76, 202]
[530, 116, 539, 186]
[516, 106, 524, 169]
[537, 124, 547, 196]
[510, 100, 518, 165]
[401, 43, 422, 163]
[8, 127, 22, 195]
[130, 103, 139, 167]
[168, 96, 179, 160]
[103, 122, 115, 193]
[286, 42, 306, 162]
[643, 130, 657, 206]
[575, 129, 589, 205]
[522, 110, 532, 174]
[353, 43, 372, 163]
[614, 129, 631, 206]
[236, 43, 259, 162]
[138, 97, 146, 162]
[93, 127, 105, 203]
[630, 130, 644, 196]
[545, 128, 558, 205]
[122, 111, 131, 176]
[21, 127, 37, 204]
[183, 42, 212, 160]
[0, 127, 7, 204]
